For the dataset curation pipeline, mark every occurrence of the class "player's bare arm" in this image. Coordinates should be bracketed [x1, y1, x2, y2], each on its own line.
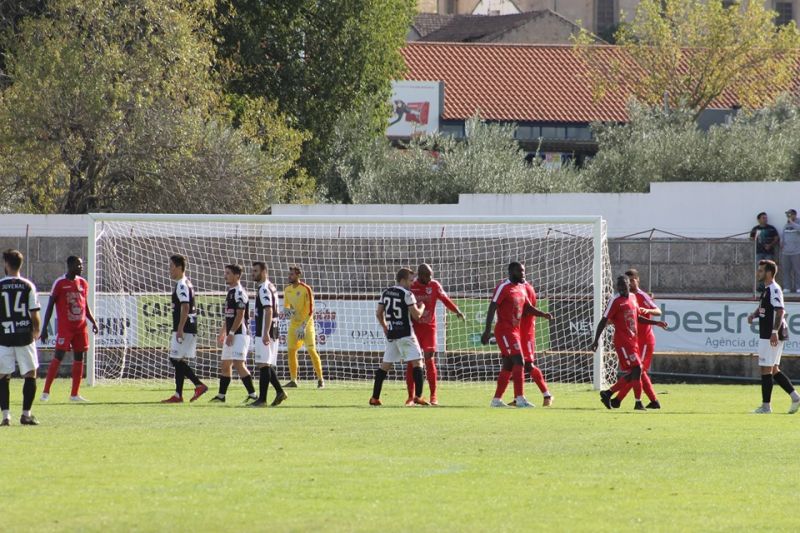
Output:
[480, 302, 497, 345]
[409, 301, 425, 321]
[85, 305, 100, 335]
[176, 302, 189, 342]
[39, 296, 56, 343]
[590, 317, 609, 352]
[227, 308, 245, 347]
[640, 306, 662, 317]
[637, 315, 668, 329]
[30, 309, 41, 341]
[263, 305, 273, 346]
[523, 303, 553, 320]
[376, 303, 388, 336]
[771, 307, 785, 347]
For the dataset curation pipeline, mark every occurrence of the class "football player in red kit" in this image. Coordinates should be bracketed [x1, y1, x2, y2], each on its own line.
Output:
[405, 264, 465, 406]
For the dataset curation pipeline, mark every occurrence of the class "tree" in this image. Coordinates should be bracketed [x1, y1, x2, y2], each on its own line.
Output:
[575, 0, 800, 117]
[0, 0, 304, 213]
[342, 116, 584, 204]
[582, 99, 800, 192]
[216, 0, 416, 201]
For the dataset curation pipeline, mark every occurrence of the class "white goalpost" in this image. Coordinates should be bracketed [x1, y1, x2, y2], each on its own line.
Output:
[86, 214, 613, 389]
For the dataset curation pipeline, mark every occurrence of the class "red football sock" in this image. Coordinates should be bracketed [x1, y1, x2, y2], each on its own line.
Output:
[530, 365, 548, 394]
[44, 358, 61, 394]
[641, 372, 657, 402]
[71, 360, 84, 397]
[425, 357, 437, 398]
[405, 362, 414, 398]
[494, 370, 511, 399]
[512, 364, 524, 398]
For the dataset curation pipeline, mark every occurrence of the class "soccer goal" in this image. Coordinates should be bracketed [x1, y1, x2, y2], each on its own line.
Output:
[86, 214, 614, 388]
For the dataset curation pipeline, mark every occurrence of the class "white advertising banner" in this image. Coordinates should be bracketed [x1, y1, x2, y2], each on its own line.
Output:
[278, 299, 445, 353]
[386, 80, 442, 138]
[38, 294, 445, 352]
[38, 294, 138, 349]
[654, 299, 800, 355]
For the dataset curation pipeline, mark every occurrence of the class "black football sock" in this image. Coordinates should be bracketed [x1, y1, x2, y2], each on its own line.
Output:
[269, 367, 284, 395]
[761, 374, 774, 404]
[170, 359, 185, 397]
[241, 375, 255, 395]
[773, 371, 796, 395]
[219, 376, 231, 396]
[413, 366, 424, 398]
[259, 367, 269, 402]
[0, 378, 9, 411]
[22, 378, 36, 411]
[372, 368, 388, 399]
[181, 361, 202, 387]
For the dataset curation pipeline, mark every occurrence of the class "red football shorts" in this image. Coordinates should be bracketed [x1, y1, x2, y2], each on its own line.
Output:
[413, 324, 437, 353]
[521, 335, 536, 362]
[639, 341, 655, 372]
[615, 345, 641, 372]
[495, 327, 522, 357]
[56, 327, 89, 352]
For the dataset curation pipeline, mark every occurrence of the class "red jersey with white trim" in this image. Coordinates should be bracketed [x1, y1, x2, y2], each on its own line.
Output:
[519, 282, 538, 342]
[633, 289, 657, 345]
[603, 293, 640, 355]
[410, 279, 459, 329]
[50, 276, 89, 332]
[492, 279, 528, 331]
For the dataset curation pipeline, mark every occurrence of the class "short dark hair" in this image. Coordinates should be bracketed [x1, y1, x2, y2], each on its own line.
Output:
[289, 266, 303, 277]
[396, 267, 414, 283]
[757, 212, 767, 219]
[170, 254, 187, 272]
[3, 249, 23, 271]
[508, 261, 522, 273]
[66, 256, 81, 267]
[252, 261, 267, 271]
[226, 264, 243, 277]
[624, 269, 639, 279]
[759, 259, 778, 276]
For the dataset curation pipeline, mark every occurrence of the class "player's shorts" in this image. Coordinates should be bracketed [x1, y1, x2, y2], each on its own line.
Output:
[254, 336, 279, 366]
[758, 338, 784, 367]
[169, 332, 197, 359]
[0, 342, 39, 375]
[221, 334, 251, 361]
[287, 321, 317, 352]
[616, 345, 641, 372]
[412, 324, 437, 353]
[55, 327, 89, 352]
[639, 342, 655, 372]
[383, 336, 422, 364]
[521, 335, 536, 362]
[495, 327, 522, 357]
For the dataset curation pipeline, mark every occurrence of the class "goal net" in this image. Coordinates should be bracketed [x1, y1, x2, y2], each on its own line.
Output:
[87, 215, 614, 388]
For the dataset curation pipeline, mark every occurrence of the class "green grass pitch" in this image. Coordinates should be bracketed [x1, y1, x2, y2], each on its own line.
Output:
[2, 382, 799, 532]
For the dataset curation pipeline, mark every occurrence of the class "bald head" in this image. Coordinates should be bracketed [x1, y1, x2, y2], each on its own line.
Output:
[417, 263, 432, 284]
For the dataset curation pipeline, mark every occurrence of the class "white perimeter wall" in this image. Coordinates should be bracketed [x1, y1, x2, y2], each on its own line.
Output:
[274, 182, 800, 238]
[3, 182, 798, 238]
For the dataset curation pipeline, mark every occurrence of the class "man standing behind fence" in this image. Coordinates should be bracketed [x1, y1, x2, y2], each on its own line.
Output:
[781, 209, 800, 294]
[750, 212, 779, 290]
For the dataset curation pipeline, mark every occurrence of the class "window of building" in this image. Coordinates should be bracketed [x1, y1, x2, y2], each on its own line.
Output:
[775, 2, 793, 26]
[596, 0, 616, 34]
[514, 125, 538, 140]
[540, 126, 566, 139]
[445, 0, 458, 14]
[567, 126, 593, 141]
[441, 123, 465, 138]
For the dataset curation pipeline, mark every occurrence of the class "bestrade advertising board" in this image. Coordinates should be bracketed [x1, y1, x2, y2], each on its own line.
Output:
[654, 299, 800, 355]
